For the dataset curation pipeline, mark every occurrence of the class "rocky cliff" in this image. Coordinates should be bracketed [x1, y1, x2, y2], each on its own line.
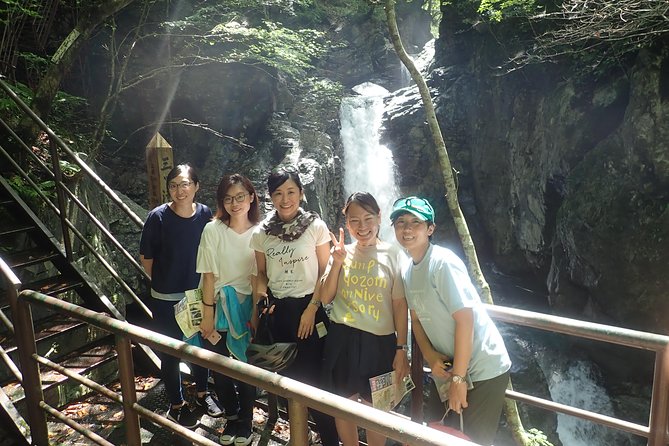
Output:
[382, 4, 669, 368]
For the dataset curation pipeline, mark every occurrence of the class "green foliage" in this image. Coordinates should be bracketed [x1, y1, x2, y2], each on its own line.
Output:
[0, 0, 42, 23]
[7, 175, 54, 206]
[525, 428, 555, 446]
[478, 0, 540, 21]
[296, 0, 378, 25]
[59, 158, 82, 178]
[203, 20, 329, 78]
[18, 51, 49, 77]
[303, 77, 343, 111]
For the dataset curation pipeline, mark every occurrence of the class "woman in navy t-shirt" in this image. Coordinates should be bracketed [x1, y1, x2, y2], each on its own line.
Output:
[140, 163, 217, 428]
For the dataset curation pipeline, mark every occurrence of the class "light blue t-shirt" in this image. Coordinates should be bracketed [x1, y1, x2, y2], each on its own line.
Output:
[401, 244, 511, 382]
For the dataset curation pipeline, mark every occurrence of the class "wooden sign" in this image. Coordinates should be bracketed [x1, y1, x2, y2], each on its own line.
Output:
[146, 132, 173, 209]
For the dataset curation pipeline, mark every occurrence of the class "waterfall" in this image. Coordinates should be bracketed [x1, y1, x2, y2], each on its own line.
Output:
[340, 82, 400, 241]
[538, 351, 638, 445]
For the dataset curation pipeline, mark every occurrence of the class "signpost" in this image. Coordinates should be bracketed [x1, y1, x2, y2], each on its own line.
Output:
[145, 133, 173, 209]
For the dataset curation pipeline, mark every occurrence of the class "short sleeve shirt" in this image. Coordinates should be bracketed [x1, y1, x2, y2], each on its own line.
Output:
[329, 241, 404, 335]
[139, 203, 212, 299]
[250, 218, 330, 298]
[196, 220, 257, 296]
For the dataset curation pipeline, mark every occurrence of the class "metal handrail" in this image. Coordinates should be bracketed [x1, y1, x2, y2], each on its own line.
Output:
[486, 304, 669, 444]
[17, 289, 474, 446]
[0, 78, 144, 228]
[0, 77, 150, 312]
[1, 252, 667, 445]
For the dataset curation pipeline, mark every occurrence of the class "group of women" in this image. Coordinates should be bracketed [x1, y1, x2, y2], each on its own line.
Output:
[139, 163, 510, 446]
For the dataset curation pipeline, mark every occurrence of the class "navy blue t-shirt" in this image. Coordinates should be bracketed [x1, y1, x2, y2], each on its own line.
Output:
[139, 202, 212, 296]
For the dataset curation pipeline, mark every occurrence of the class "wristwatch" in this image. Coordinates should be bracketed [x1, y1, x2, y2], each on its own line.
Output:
[451, 374, 467, 384]
[396, 344, 408, 351]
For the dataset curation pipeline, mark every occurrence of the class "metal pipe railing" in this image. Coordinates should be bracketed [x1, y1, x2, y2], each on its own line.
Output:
[3, 265, 667, 445]
[0, 77, 151, 316]
[486, 304, 669, 444]
[18, 289, 476, 446]
[0, 78, 145, 229]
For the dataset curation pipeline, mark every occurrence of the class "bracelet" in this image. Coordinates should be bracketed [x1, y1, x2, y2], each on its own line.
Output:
[396, 344, 408, 351]
[202, 302, 215, 307]
[309, 299, 321, 307]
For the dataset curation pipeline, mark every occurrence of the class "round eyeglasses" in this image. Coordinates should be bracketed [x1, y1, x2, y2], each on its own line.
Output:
[168, 181, 193, 191]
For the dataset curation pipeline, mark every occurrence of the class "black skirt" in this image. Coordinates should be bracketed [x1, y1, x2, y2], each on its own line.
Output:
[322, 322, 396, 401]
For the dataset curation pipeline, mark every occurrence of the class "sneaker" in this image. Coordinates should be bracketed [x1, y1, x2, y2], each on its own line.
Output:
[234, 422, 253, 446]
[196, 392, 224, 417]
[166, 403, 199, 429]
[220, 420, 238, 445]
[225, 411, 240, 421]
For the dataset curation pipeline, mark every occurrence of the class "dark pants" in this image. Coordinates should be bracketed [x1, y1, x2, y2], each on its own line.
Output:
[269, 294, 339, 446]
[202, 331, 255, 427]
[149, 298, 209, 405]
[441, 370, 510, 446]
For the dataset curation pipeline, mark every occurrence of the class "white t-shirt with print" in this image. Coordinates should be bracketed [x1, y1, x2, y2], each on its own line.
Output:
[250, 218, 330, 299]
[329, 241, 404, 336]
[196, 220, 257, 296]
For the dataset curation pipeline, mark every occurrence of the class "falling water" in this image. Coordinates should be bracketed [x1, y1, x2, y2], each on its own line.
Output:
[340, 82, 400, 241]
[534, 347, 639, 446]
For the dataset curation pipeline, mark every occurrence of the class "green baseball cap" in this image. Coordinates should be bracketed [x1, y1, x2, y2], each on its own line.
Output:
[390, 196, 435, 222]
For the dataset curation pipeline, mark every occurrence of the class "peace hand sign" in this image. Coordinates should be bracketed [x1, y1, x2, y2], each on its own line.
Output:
[329, 228, 346, 265]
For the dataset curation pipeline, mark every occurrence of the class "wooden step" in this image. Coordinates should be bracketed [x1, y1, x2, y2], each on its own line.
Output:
[0, 316, 109, 383]
[3, 247, 59, 269]
[0, 224, 35, 238]
[3, 341, 118, 410]
[21, 275, 83, 296]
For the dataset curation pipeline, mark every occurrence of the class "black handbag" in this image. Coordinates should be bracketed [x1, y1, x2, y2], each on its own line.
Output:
[246, 292, 297, 372]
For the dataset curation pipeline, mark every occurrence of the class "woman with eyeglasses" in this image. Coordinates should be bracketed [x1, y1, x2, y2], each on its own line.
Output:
[250, 165, 339, 446]
[139, 164, 219, 429]
[196, 173, 259, 446]
[319, 192, 409, 446]
[391, 196, 511, 446]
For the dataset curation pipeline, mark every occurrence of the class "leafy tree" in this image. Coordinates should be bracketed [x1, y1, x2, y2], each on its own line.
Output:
[7, 0, 137, 166]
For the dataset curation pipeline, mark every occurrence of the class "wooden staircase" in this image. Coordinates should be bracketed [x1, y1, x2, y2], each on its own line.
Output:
[0, 175, 122, 444]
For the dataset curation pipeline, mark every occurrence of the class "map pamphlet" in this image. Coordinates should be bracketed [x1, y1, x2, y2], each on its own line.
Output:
[174, 288, 203, 338]
[369, 371, 415, 412]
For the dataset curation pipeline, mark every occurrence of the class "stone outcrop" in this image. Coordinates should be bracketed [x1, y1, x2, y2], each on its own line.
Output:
[382, 6, 669, 361]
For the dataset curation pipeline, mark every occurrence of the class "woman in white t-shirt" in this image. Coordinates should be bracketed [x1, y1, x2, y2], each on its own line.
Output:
[319, 192, 409, 446]
[250, 165, 338, 446]
[196, 174, 259, 446]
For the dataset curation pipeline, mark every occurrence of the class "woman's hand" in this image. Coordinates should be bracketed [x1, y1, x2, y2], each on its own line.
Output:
[393, 350, 410, 381]
[297, 305, 317, 339]
[199, 307, 215, 340]
[448, 379, 469, 414]
[329, 228, 346, 265]
[427, 352, 452, 379]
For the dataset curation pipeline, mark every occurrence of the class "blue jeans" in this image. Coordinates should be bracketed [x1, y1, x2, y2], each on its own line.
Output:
[148, 298, 209, 405]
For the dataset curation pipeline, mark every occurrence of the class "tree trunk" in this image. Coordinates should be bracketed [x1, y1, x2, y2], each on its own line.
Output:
[17, 0, 136, 146]
[382, 1, 549, 445]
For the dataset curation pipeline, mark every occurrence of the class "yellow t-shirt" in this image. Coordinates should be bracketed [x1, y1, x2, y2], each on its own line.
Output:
[329, 241, 404, 336]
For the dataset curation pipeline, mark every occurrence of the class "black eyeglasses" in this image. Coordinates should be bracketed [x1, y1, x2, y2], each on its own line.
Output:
[223, 193, 248, 204]
[168, 181, 193, 191]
